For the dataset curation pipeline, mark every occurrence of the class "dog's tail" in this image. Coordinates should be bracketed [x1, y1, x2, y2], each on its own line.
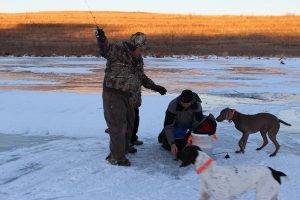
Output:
[268, 167, 288, 184]
[278, 119, 291, 126]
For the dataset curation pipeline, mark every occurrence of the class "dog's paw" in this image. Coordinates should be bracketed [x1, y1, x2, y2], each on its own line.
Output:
[256, 147, 262, 151]
[269, 153, 276, 157]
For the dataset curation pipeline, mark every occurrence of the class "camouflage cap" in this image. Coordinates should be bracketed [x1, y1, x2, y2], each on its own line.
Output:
[130, 32, 147, 47]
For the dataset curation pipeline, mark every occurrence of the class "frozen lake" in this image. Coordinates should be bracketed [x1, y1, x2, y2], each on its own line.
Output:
[0, 56, 299, 95]
[0, 56, 299, 200]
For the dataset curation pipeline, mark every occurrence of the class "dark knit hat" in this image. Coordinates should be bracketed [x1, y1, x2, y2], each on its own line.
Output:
[180, 90, 193, 103]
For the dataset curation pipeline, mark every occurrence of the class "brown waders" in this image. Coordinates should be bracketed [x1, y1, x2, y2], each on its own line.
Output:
[103, 89, 135, 161]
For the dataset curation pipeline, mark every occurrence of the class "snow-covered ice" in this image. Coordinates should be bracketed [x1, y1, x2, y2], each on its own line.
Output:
[12, 67, 96, 74]
[0, 80, 60, 85]
[0, 56, 299, 200]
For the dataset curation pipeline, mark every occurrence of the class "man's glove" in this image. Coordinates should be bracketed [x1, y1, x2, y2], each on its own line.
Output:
[152, 85, 167, 95]
[95, 27, 106, 42]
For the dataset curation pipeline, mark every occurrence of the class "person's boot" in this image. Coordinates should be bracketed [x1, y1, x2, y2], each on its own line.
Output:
[110, 158, 131, 166]
[158, 130, 165, 143]
[131, 140, 143, 146]
[106, 154, 131, 166]
[114, 158, 131, 166]
[105, 153, 112, 160]
[161, 139, 171, 151]
[128, 145, 137, 154]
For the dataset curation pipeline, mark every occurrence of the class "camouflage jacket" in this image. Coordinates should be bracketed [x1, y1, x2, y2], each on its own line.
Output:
[98, 38, 155, 107]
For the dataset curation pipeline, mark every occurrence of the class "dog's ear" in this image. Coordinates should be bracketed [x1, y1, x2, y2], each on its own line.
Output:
[224, 107, 232, 119]
[193, 145, 202, 151]
[176, 150, 184, 161]
[178, 145, 200, 167]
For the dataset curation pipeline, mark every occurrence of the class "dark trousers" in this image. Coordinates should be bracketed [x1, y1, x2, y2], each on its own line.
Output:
[131, 108, 140, 143]
[103, 90, 135, 160]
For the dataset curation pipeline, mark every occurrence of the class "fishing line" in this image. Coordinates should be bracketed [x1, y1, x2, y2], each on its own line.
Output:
[83, 0, 99, 27]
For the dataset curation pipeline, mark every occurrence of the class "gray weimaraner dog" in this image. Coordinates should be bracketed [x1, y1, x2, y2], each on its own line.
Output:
[216, 108, 291, 157]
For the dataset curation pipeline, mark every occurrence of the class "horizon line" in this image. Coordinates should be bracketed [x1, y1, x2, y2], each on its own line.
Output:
[1, 10, 299, 17]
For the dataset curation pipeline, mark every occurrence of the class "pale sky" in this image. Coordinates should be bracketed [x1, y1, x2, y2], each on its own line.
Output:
[1, 0, 299, 15]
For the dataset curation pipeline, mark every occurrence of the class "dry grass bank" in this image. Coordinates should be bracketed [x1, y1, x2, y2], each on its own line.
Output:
[1, 11, 300, 56]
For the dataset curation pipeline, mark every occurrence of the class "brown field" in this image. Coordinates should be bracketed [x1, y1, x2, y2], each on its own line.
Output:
[0, 11, 300, 57]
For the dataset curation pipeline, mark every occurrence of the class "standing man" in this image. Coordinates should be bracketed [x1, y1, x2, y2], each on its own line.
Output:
[96, 27, 167, 166]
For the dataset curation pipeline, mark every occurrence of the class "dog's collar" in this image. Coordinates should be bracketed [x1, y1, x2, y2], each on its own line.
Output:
[196, 158, 213, 174]
[228, 109, 236, 123]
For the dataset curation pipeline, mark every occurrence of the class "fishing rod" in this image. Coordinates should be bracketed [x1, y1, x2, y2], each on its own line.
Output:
[83, 0, 100, 28]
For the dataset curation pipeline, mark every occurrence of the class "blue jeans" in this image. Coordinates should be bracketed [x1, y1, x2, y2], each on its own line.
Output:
[173, 127, 188, 140]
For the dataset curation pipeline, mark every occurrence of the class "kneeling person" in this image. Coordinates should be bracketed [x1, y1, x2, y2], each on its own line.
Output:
[158, 90, 205, 156]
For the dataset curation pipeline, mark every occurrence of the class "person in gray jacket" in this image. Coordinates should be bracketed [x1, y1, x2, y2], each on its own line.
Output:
[158, 90, 205, 156]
